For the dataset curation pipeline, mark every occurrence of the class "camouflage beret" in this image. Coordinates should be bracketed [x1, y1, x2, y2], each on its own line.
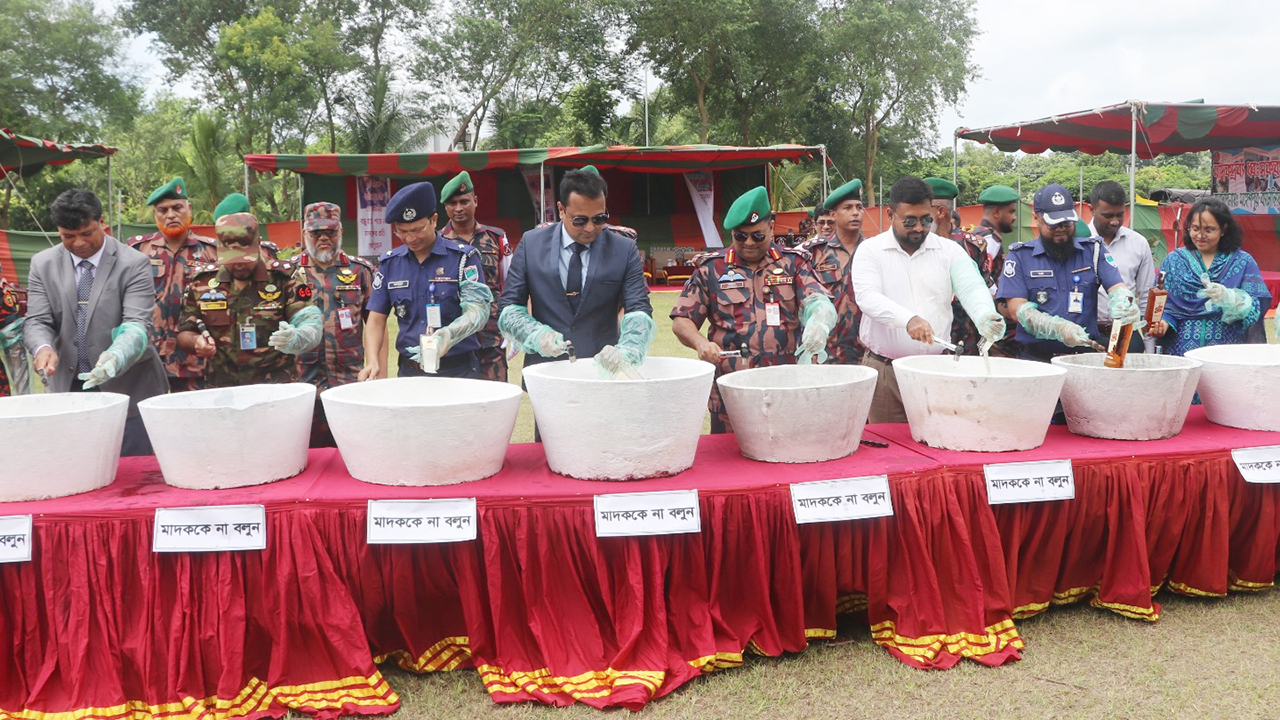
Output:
[214, 212, 259, 243]
[978, 185, 1020, 205]
[722, 186, 771, 230]
[923, 177, 959, 200]
[213, 193, 251, 221]
[823, 179, 863, 209]
[440, 171, 473, 201]
[146, 177, 188, 206]
[303, 202, 341, 231]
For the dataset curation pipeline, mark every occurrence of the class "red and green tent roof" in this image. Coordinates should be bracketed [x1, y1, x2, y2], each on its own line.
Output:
[244, 144, 818, 177]
[956, 102, 1280, 157]
[0, 128, 118, 176]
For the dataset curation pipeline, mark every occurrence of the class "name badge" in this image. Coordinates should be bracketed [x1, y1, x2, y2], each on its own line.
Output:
[199, 301, 227, 311]
[790, 476, 893, 524]
[719, 281, 746, 290]
[1232, 446, 1280, 483]
[239, 324, 257, 350]
[0, 515, 32, 563]
[426, 303, 443, 329]
[765, 302, 782, 327]
[367, 499, 477, 544]
[984, 459, 1075, 505]
[594, 490, 701, 537]
[338, 307, 355, 330]
[153, 505, 267, 552]
[1068, 291, 1084, 314]
[1029, 269, 1054, 278]
[387, 280, 410, 289]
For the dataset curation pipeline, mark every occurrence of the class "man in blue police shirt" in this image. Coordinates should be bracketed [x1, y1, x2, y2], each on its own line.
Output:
[997, 183, 1141, 360]
[359, 182, 492, 379]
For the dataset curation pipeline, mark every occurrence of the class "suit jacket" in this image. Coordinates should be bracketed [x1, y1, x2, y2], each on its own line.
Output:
[500, 223, 652, 365]
[23, 237, 168, 414]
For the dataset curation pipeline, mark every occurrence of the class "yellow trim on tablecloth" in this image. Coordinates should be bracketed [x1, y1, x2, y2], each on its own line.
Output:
[478, 665, 665, 700]
[1090, 597, 1159, 621]
[1012, 601, 1050, 619]
[0, 674, 396, 720]
[1228, 570, 1274, 592]
[1167, 580, 1226, 598]
[869, 617, 1023, 665]
[374, 636, 472, 672]
[687, 652, 744, 671]
[805, 628, 837, 639]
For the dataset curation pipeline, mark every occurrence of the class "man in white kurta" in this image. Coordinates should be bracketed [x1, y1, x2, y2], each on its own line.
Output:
[851, 176, 1006, 423]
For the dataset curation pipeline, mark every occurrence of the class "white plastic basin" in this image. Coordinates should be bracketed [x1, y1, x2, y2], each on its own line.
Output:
[139, 383, 314, 489]
[717, 364, 878, 463]
[893, 355, 1066, 452]
[322, 377, 523, 486]
[1051, 353, 1201, 440]
[0, 392, 129, 501]
[1185, 344, 1280, 431]
[522, 357, 715, 480]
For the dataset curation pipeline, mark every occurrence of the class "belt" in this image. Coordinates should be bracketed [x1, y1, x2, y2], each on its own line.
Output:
[866, 350, 894, 365]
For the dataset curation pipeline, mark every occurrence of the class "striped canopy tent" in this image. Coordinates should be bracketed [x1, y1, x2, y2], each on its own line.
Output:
[243, 144, 824, 252]
[1, 127, 117, 177]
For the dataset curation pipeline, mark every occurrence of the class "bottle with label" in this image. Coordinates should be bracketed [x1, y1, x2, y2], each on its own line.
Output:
[1145, 271, 1169, 328]
[1103, 321, 1134, 368]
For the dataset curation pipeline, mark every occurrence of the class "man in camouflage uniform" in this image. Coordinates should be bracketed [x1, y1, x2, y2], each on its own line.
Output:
[973, 184, 1021, 356]
[671, 186, 836, 434]
[296, 202, 376, 446]
[213, 192, 282, 259]
[0, 268, 28, 396]
[800, 179, 867, 365]
[176, 212, 323, 387]
[438, 171, 512, 382]
[923, 177, 999, 355]
[127, 177, 218, 391]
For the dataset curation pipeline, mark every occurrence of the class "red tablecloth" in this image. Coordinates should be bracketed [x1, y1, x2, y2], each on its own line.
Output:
[2, 407, 1279, 715]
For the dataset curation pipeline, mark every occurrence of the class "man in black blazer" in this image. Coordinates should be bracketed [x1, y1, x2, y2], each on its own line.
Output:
[499, 169, 654, 375]
[24, 189, 168, 455]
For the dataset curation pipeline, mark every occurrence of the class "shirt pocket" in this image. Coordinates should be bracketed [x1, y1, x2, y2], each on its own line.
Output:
[203, 309, 233, 328]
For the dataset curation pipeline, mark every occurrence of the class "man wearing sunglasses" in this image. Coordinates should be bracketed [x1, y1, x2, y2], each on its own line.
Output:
[499, 169, 654, 378]
[997, 183, 1140, 362]
[850, 176, 1006, 423]
[671, 186, 836, 434]
[801, 178, 868, 366]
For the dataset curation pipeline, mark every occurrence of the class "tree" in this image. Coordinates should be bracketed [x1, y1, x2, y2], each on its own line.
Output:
[347, 67, 435, 154]
[821, 0, 979, 192]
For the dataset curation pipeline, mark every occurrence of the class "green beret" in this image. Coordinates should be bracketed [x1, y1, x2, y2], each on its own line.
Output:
[978, 185, 1019, 205]
[722, 186, 771, 230]
[923, 177, 959, 199]
[440, 171, 473, 202]
[580, 165, 600, 176]
[213, 193, 250, 221]
[146, 177, 189, 206]
[823, 179, 863, 210]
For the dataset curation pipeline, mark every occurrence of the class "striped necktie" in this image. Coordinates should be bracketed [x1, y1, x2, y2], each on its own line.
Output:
[76, 259, 95, 373]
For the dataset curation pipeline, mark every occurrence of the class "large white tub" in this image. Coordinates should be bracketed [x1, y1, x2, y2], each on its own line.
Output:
[1185, 344, 1280, 431]
[717, 364, 878, 463]
[893, 355, 1066, 452]
[322, 377, 522, 486]
[139, 383, 314, 489]
[1052, 353, 1201, 440]
[0, 392, 129, 502]
[522, 357, 715, 480]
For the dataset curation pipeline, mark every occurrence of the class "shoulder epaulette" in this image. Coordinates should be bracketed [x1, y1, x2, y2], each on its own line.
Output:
[192, 262, 219, 274]
[268, 259, 297, 274]
[690, 249, 726, 265]
[348, 254, 376, 270]
[1009, 241, 1029, 251]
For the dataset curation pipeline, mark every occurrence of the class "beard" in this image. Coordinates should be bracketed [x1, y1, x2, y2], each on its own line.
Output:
[158, 217, 192, 239]
[1042, 237, 1074, 261]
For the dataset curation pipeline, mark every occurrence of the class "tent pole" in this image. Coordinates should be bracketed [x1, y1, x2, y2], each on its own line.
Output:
[820, 144, 829, 200]
[539, 162, 546, 224]
[107, 154, 116, 238]
[878, 176, 884, 232]
[1129, 103, 1138, 226]
[244, 163, 251, 204]
[1017, 174, 1022, 243]
[1079, 166, 1084, 221]
[952, 135, 958, 185]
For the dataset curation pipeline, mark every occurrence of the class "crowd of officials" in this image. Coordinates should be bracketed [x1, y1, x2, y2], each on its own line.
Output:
[0, 167, 1270, 455]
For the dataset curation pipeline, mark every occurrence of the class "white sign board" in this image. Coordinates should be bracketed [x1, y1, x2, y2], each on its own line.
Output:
[153, 505, 267, 552]
[594, 490, 701, 537]
[790, 476, 893, 524]
[983, 459, 1075, 505]
[0, 515, 32, 563]
[366, 499, 478, 544]
[1232, 446, 1280, 484]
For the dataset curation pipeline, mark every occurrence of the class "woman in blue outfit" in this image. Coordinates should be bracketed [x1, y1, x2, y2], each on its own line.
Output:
[1150, 198, 1272, 355]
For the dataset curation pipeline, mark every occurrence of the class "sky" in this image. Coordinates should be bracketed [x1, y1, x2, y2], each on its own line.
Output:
[939, 0, 1278, 147]
[105, 0, 1280, 149]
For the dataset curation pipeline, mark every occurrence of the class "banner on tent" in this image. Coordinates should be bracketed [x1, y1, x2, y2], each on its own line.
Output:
[683, 171, 722, 248]
[520, 166, 556, 224]
[1212, 145, 1280, 214]
[356, 176, 394, 255]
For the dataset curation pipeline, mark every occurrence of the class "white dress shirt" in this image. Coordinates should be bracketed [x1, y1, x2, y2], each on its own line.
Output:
[71, 241, 107, 282]
[559, 224, 591, 291]
[851, 229, 973, 359]
[1089, 223, 1156, 322]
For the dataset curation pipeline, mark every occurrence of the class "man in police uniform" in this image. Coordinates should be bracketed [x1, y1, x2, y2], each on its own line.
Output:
[127, 177, 218, 392]
[360, 182, 491, 380]
[438, 171, 512, 382]
[801, 179, 866, 365]
[296, 202, 376, 445]
[176, 212, 323, 387]
[997, 183, 1140, 361]
[672, 186, 836, 433]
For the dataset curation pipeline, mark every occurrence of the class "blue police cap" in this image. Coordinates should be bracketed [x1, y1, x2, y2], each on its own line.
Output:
[384, 182, 437, 224]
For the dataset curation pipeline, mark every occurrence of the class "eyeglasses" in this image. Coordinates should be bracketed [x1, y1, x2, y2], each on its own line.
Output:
[815, 219, 836, 227]
[396, 225, 435, 240]
[898, 215, 934, 229]
[732, 230, 769, 244]
[1189, 224, 1222, 236]
[309, 228, 339, 239]
[570, 213, 610, 227]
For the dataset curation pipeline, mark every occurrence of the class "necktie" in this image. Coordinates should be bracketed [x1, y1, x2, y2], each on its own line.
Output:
[76, 259, 95, 373]
[566, 243, 586, 313]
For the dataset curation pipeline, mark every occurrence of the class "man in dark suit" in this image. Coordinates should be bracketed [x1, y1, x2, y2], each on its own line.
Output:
[499, 169, 654, 376]
[24, 189, 168, 455]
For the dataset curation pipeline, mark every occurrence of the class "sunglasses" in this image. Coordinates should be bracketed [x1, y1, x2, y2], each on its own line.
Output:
[309, 228, 339, 238]
[899, 215, 934, 229]
[815, 219, 836, 227]
[732, 230, 769, 244]
[570, 213, 610, 227]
